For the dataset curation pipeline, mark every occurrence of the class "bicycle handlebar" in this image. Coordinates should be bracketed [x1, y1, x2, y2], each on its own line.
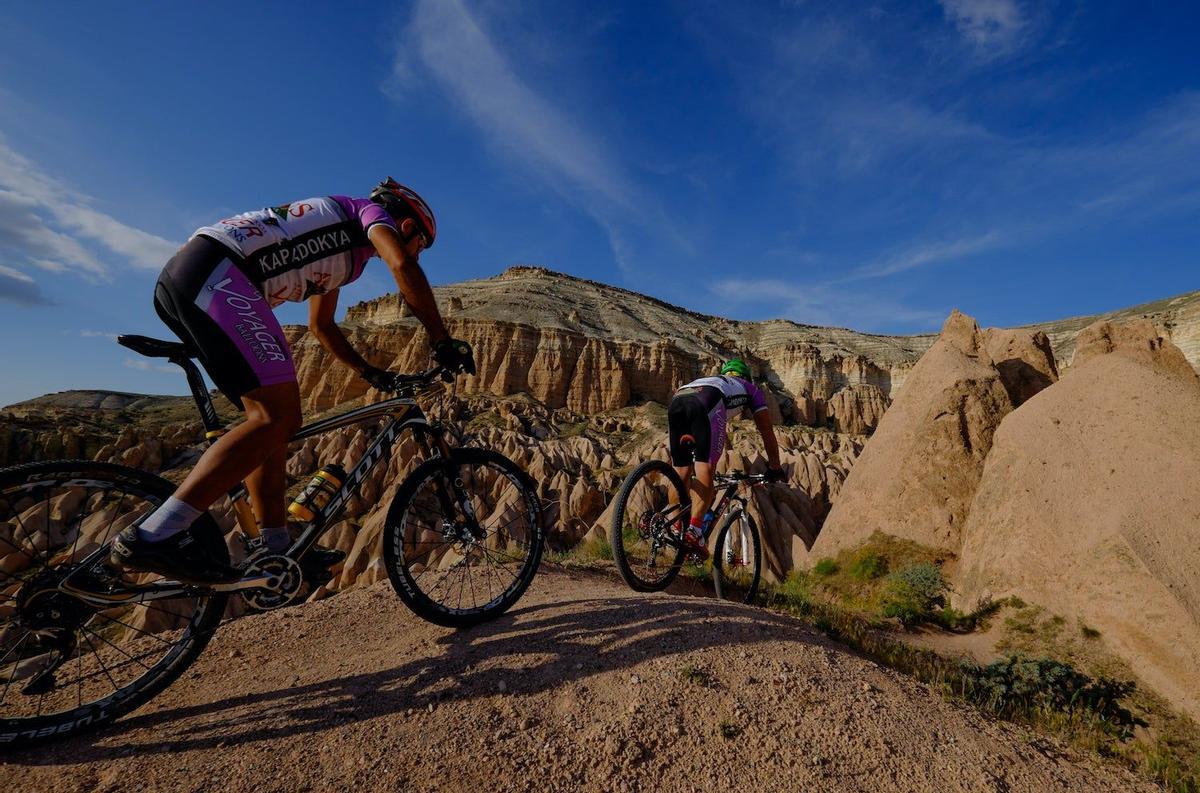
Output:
[713, 471, 773, 487]
[379, 366, 453, 396]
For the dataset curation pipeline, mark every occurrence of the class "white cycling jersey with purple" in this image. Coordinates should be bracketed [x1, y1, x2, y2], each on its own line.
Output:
[194, 195, 397, 307]
[676, 376, 769, 415]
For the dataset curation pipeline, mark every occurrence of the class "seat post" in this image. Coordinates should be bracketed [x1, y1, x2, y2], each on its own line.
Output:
[171, 355, 222, 433]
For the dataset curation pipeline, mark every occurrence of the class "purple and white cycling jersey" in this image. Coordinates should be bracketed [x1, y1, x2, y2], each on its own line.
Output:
[670, 375, 768, 465]
[675, 376, 769, 415]
[195, 196, 398, 307]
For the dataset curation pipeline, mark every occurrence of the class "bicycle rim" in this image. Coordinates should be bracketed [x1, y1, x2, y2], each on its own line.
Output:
[609, 460, 687, 592]
[0, 461, 226, 748]
[384, 448, 543, 628]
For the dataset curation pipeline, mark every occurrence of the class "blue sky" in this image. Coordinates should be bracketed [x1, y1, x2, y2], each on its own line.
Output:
[1, 1, 1197, 406]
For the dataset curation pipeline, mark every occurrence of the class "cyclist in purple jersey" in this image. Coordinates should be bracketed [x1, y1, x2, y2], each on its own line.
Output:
[666, 359, 785, 559]
[109, 179, 476, 582]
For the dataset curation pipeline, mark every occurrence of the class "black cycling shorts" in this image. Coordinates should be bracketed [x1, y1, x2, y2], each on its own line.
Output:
[667, 391, 726, 466]
[153, 236, 296, 407]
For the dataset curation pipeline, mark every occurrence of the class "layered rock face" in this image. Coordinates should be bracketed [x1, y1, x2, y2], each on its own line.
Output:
[284, 268, 1198, 435]
[287, 267, 935, 435]
[1027, 289, 1200, 371]
[812, 311, 1015, 557]
[0, 391, 211, 470]
[955, 320, 1200, 717]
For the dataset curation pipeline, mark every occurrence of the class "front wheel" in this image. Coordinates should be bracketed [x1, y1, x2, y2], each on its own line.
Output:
[609, 460, 688, 592]
[383, 448, 544, 628]
[712, 509, 762, 603]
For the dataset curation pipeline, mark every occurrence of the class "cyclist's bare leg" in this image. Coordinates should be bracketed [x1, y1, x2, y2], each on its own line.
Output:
[671, 464, 693, 508]
[173, 381, 302, 510]
[244, 445, 288, 529]
[690, 461, 715, 523]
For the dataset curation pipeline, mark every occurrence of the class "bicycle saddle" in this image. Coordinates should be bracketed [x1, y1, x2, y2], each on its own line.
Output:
[117, 334, 196, 359]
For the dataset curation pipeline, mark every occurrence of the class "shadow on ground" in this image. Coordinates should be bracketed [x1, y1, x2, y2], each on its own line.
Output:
[8, 587, 827, 765]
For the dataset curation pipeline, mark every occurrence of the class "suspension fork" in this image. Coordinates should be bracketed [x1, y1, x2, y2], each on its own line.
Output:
[418, 425, 481, 538]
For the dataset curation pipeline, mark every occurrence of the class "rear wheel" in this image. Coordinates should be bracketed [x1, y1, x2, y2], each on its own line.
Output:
[0, 461, 228, 749]
[712, 509, 761, 603]
[609, 461, 688, 592]
[383, 448, 544, 628]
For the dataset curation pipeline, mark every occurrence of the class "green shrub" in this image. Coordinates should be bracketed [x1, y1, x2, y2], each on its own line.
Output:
[881, 563, 948, 627]
[573, 535, 613, 562]
[772, 572, 813, 613]
[964, 655, 1146, 736]
[849, 551, 888, 581]
[812, 558, 839, 576]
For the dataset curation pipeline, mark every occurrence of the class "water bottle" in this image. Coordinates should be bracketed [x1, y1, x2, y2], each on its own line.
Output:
[702, 510, 714, 533]
[288, 463, 347, 522]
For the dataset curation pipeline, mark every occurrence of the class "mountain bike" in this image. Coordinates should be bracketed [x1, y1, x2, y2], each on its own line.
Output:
[0, 334, 544, 748]
[608, 454, 765, 604]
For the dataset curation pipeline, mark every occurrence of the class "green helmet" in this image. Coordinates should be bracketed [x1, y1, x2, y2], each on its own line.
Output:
[720, 358, 751, 378]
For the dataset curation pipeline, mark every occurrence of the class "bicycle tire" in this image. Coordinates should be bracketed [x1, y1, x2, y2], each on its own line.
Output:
[383, 448, 543, 628]
[609, 460, 688, 592]
[0, 460, 228, 749]
[712, 509, 762, 603]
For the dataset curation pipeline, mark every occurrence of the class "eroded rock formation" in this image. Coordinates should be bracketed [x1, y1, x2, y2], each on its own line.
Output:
[813, 311, 1014, 558]
[956, 319, 1200, 717]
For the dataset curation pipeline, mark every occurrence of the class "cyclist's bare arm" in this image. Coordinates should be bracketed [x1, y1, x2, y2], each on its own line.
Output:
[369, 222, 450, 344]
[752, 409, 782, 469]
[308, 289, 374, 376]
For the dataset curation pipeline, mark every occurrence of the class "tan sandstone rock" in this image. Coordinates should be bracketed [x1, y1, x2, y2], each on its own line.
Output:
[813, 310, 1013, 558]
[826, 384, 890, 435]
[955, 319, 1200, 717]
[983, 328, 1059, 407]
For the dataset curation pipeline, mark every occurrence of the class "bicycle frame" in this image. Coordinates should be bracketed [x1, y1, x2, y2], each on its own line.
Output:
[284, 395, 451, 559]
[702, 477, 749, 542]
[62, 357, 454, 604]
[656, 476, 748, 543]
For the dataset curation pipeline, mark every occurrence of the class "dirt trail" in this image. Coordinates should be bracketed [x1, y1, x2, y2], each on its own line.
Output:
[2, 568, 1152, 793]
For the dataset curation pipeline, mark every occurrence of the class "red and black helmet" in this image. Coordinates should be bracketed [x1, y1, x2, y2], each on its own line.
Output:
[369, 177, 437, 248]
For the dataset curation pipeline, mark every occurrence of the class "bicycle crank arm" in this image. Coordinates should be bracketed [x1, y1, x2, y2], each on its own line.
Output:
[61, 571, 276, 606]
[209, 573, 277, 593]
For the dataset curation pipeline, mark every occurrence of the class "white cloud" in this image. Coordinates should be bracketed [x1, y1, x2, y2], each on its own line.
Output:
[0, 263, 50, 306]
[395, 0, 665, 273]
[846, 230, 1007, 281]
[123, 357, 176, 374]
[81, 329, 119, 339]
[711, 276, 944, 332]
[0, 139, 178, 280]
[938, 0, 1028, 56]
[403, 1, 631, 206]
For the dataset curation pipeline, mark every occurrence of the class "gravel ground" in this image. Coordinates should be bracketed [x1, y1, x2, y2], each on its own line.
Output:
[1, 567, 1155, 792]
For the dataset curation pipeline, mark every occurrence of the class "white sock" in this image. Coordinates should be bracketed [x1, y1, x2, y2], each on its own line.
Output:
[137, 497, 203, 543]
[261, 525, 291, 553]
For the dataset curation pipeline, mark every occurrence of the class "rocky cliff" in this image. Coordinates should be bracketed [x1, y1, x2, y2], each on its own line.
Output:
[285, 267, 1200, 434]
[287, 266, 937, 432]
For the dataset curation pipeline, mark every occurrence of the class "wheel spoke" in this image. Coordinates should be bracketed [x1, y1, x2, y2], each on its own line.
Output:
[91, 611, 176, 648]
[0, 632, 32, 707]
[0, 466, 220, 742]
[80, 626, 152, 673]
[79, 629, 121, 693]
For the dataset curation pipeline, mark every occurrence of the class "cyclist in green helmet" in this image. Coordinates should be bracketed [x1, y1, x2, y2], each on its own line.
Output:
[666, 358, 785, 559]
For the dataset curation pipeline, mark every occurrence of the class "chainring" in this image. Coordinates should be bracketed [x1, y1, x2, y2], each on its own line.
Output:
[242, 554, 304, 611]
